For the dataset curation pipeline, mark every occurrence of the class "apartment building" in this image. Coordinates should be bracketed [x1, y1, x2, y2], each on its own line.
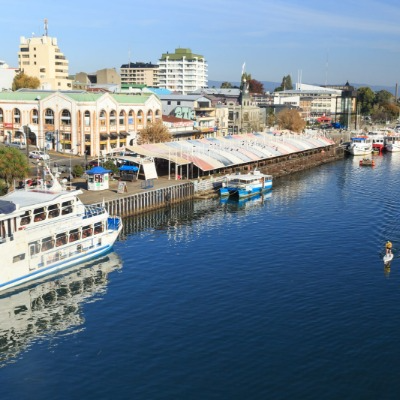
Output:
[120, 62, 159, 89]
[158, 48, 208, 95]
[18, 23, 73, 90]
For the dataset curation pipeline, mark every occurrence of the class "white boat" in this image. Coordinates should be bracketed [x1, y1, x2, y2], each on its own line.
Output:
[346, 136, 373, 156]
[384, 135, 400, 152]
[220, 169, 273, 199]
[0, 167, 122, 292]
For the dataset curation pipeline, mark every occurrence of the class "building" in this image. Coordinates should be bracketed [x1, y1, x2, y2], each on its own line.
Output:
[158, 94, 225, 138]
[162, 115, 197, 140]
[73, 69, 121, 92]
[0, 90, 162, 157]
[0, 61, 18, 91]
[273, 83, 358, 128]
[18, 20, 73, 91]
[120, 62, 159, 89]
[158, 48, 208, 95]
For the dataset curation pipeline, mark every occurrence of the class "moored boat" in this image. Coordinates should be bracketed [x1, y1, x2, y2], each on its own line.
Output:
[345, 136, 373, 156]
[359, 158, 375, 167]
[368, 131, 386, 153]
[384, 134, 400, 152]
[220, 169, 273, 199]
[0, 166, 122, 292]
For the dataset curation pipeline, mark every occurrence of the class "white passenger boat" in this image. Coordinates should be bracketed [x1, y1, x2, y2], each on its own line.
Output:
[346, 136, 373, 156]
[220, 169, 273, 199]
[384, 135, 400, 152]
[0, 168, 122, 292]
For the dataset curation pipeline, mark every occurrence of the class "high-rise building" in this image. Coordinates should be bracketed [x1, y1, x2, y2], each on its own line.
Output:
[120, 62, 159, 89]
[18, 19, 72, 90]
[158, 48, 208, 95]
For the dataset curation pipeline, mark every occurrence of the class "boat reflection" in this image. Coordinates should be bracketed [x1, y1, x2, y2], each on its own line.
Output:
[220, 190, 272, 210]
[0, 252, 122, 366]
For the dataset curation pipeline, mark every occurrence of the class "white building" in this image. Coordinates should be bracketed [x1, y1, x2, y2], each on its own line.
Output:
[0, 90, 162, 157]
[0, 61, 18, 91]
[158, 48, 208, 95]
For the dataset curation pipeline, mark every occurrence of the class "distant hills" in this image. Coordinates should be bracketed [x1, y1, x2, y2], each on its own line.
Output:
[208, 80, 397, 95]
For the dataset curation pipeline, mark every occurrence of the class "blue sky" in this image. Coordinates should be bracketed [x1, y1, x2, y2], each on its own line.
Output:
[2, 0, 400, 88]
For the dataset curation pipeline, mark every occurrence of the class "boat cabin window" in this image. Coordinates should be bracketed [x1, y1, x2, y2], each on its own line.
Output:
[69, 229, 80, 243]
[48, 204, 60, 218]
[94, 222, 104, 235]
[41, 236, 55, 251]
[13, 253, 25, 263]
[33, 207, 46, 222]
[82, 225, 93, 238]
[56, 233, 68, 247]
[20, 211, 31, 226]
[29, 241, 41, 255]
[61, 201, 73, 215]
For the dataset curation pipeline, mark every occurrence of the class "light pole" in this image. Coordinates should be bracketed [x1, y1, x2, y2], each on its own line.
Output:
[35, 96, 41, 150]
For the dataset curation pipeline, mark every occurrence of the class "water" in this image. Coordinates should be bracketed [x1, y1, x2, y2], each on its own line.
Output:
[1, 153, 400, 399]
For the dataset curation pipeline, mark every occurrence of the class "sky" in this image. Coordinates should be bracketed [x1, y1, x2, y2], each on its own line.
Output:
[2, 0, 400, 88]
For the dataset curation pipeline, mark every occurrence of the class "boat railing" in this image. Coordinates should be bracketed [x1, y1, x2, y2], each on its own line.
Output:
[83, 204, 106, 219]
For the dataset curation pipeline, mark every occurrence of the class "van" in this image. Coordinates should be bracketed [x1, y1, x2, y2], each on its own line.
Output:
[6, 141, 26, 149]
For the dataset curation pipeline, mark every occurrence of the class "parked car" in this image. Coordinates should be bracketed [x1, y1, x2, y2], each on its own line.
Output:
[29, 150, 50, 160]
[6, 141, 26, 149]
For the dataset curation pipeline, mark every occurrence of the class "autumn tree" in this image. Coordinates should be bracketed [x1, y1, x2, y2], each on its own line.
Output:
[12, 72, 40, 91]
[374, 90, 394, 105]
[138, 120, 172, 144]
[248, 79, 264, 94]
[276, 108, 305, 132]
[0, 147, 30, 191]
[274, 75, 293, 92]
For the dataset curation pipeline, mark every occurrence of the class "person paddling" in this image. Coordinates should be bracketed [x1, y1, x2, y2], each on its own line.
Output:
[386, 241, 393, 256]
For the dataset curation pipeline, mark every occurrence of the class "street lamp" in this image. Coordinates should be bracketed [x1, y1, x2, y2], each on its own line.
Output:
[35, 96, 41, 150]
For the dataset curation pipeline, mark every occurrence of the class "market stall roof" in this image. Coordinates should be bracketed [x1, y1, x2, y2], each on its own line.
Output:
[126, 144, 191, 166]
[85, 166, 112, 175]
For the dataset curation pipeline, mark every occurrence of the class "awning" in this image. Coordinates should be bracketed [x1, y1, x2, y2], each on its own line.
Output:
[110, 133, 118, 139]
[100, 134, 109, 140]
[119, 132, 128, 137]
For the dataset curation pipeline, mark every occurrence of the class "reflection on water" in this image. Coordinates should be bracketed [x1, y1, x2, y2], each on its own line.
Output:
[220, 190, 272, 210]
[0, 252, 122, 367]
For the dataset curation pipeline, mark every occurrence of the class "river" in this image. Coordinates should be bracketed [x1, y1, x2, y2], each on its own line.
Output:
[1, 152, 400, 400]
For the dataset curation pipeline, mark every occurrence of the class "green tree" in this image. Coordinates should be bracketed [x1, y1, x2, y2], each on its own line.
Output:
[274, 75, 293, 92]
[356, 87, 375, 115]
[12, 72, 40, 91]
[103, 160, 119, 175]
[374, 90, 394, 105]
[220, 82, 232, 88]
[276, 108, 305, 132]
[138, 120, 172, 144]
[0, 147, 30, 190]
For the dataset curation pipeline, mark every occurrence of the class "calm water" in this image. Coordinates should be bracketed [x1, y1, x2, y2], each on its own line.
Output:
[1, 153, 400, 399]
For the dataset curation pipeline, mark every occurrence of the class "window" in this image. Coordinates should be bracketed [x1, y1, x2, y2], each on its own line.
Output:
[13, 108, 21, 124]
[44, 109, 54, 125]
[61, 200, 73, 215]
[60, 109, 71, 126]
[84, 111, 91, 127]
[13, 254, 25, 263]
[119, 111, 125, 125]
[56, 233, 68, 247]
[100, 110, 106, 127]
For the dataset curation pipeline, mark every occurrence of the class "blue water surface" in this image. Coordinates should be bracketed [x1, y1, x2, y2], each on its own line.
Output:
[1, 153, 400, 400]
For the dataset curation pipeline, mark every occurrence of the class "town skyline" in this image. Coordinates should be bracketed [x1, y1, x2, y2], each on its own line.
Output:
[2, 0, 400, 89]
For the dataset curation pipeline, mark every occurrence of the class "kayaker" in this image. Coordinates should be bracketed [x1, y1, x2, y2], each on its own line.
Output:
[386, 241, 393, 256]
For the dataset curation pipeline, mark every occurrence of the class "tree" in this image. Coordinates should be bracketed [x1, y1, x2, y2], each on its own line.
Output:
[138, 120, 172, 144]
[274, 75, 293, 92]
[374, 90, 394, 105]
[356, 87, 375, 115]
[276, 108, 305, 132]
[248, 79, 264, 94]
[220, 82, 232, 89]
[0, 147, 30, 190]
[12, 72, 40, 91]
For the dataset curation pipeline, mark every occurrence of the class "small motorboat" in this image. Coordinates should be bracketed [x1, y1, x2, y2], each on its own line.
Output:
[359, 158, 375, 167]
